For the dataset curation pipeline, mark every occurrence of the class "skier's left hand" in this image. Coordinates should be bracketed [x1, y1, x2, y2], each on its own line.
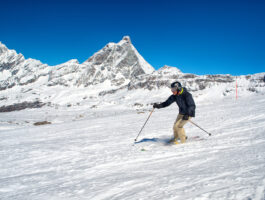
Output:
[182, 115, 189, 120]
[153, 103, 160, 109]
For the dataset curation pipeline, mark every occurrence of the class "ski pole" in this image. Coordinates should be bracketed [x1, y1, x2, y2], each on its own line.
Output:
[189, 120, 212, 136]
[134, 108, 155, 142]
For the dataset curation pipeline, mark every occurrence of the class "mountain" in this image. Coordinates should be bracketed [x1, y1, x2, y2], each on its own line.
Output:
[0, 36, 154, 90]
[0, 42, 49, 90]
[0, 37, 264, 110]
[76, 36, 154, 87]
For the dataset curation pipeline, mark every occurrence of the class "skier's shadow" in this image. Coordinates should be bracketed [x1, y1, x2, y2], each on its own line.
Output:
[135, 138, 159, 144]
[135, 137, 170, 144]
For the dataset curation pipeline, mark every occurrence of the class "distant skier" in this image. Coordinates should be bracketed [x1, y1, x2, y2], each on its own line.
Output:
[153, 81, 196, 144]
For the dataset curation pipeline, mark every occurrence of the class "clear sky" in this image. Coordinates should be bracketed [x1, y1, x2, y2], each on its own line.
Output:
[1, 0, 264, 75]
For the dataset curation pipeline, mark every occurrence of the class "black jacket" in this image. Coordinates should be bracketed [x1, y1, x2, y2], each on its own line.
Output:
[158, 87, 196, 117]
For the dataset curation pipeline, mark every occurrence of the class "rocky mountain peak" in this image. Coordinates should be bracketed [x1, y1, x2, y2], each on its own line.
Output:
[120, 36, 131, 44]
[0, 42, 8, 54]
[157, 65, 183, 75]
[0, 42, 25, 73]
[0, 36, 156, 92]
[79, 36, 154, 86]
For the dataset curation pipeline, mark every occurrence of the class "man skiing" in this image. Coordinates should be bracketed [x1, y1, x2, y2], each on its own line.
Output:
[153, 81, 196, 144]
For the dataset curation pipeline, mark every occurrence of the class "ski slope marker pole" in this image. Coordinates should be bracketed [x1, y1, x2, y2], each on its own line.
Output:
[189, 120, 212, 136]
[134, 108, 155, 142]
[236, 77, 238, 100]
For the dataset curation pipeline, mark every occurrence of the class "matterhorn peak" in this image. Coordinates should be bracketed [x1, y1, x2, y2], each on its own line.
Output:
[120, 36, 131, 44]
[82, 36, 154, 84]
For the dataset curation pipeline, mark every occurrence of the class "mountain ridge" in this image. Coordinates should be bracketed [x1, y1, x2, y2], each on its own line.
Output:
[0, 37, 264, 110]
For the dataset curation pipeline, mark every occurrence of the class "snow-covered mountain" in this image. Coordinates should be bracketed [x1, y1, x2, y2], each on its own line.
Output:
[0, 37, 264, 110]
[0, 36, 154, 90]
[0, 36, 155, 108]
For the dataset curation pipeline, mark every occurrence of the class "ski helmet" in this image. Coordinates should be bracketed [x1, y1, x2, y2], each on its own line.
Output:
[171, 81, 182, 91]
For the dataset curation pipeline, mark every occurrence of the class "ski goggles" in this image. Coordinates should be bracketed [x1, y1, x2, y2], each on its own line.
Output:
[171, 87, 179, 92]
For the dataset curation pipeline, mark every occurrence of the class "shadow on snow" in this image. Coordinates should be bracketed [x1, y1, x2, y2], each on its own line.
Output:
[135, 137, 170, 144]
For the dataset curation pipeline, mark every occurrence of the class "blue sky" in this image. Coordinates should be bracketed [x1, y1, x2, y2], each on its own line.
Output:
[1, 0, 264, 75]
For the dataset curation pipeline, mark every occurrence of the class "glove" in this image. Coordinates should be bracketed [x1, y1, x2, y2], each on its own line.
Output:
[153, 103, 160, 109]
[182, 115, 189, 120]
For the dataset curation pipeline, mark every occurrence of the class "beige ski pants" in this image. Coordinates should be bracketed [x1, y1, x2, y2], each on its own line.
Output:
[173, 114, 191, 143]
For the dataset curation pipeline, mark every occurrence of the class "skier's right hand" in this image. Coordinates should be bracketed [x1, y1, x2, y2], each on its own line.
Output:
[153, 103, 160, 109]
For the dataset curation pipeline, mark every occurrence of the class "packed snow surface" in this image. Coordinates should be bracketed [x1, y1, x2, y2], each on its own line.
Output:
[0, 95, 265, 200]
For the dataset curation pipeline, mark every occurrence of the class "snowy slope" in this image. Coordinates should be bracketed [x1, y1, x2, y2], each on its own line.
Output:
[0, 95, 265, 200]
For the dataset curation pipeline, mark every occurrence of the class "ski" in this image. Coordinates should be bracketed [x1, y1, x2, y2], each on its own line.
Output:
[136, 136, 205, 151]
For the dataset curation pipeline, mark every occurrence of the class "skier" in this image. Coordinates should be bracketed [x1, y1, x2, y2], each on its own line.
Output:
[153, 81, 196, 144]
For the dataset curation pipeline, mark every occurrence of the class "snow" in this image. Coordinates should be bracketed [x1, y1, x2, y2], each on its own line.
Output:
[130, 43, 155, 74]
[0, 42, 9, 54]
[0, 70, 12, 81]
[156, 65, 183, 75]
[0, 95, 265, 200]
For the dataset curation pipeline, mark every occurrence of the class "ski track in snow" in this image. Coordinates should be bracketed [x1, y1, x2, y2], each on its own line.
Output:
[0, 96, 265, 200]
